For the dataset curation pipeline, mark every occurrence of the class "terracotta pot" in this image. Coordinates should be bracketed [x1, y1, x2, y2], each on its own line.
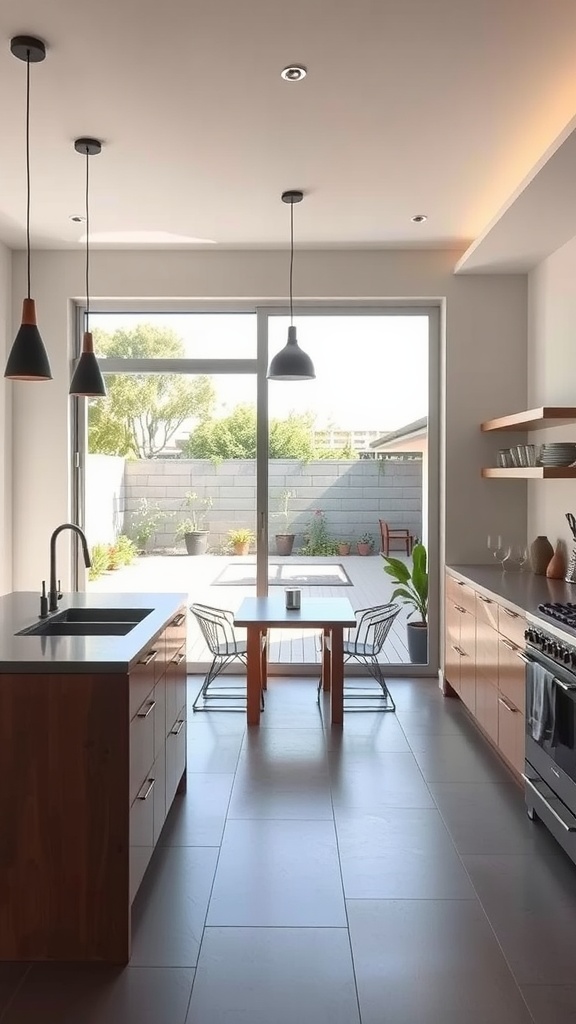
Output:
[357, 543, 372, 556]
[530, 535, 554, 575]
[338, 543, 351, 556]
[233, 542, 250, 556]
[546, 541, 567, 579]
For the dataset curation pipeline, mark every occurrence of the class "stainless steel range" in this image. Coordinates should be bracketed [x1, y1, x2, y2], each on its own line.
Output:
[524, 615, 576, 860]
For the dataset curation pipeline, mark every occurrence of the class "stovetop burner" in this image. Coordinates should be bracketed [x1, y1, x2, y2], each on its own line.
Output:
[538, 601, 576, 628]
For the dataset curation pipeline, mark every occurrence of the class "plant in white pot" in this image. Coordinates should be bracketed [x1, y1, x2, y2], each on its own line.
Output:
[175, 492, 212, 555]
[382, 542, 428, 663]
[272, 488, 296, 556]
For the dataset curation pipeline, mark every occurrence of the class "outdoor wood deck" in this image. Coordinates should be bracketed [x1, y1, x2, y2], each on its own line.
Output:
[88, 553, 412, 667]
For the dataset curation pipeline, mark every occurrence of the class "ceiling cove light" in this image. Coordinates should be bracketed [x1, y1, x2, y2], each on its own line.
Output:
[4, 36, 52, 381]
[69, 138, 106, 398]
[280, 65, 307, 81]
[267, 190, 315, 381]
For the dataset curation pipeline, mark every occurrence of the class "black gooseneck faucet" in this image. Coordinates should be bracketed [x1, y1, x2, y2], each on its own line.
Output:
[48, 523, 91, 613]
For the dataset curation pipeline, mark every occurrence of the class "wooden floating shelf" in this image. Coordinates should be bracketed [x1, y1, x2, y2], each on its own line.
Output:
[482, 467, 576, 479]
[481, 407, 576, 432]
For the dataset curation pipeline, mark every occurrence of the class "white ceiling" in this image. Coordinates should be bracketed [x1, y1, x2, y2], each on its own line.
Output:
[1, 0, 576, 258]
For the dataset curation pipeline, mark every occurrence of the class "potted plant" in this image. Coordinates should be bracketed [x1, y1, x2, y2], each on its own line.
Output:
[338, 539, 351, 556]
[382, 542, 428, 663]
[357, 532, 374, 556]
[272, 488, 296, 556]
[131, 498, 172, 553]
[228, 527, 255, 555]
[175, 492, 212, 555]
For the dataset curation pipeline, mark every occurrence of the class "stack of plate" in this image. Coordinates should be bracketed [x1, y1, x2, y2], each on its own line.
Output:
[540, 443, 576, 467]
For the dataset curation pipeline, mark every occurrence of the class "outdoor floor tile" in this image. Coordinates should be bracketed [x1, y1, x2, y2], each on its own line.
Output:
[1, 966, 194, 1024]
[187, 927, 360, 1024]
[159, 773, 235, 846]
[331, 751, 436, 812]
[207, 818, 346, 926]
[348, 900, 534, 1024]
[130, 845, 218, 967]
[429, 780, 537, 855]
[463, 851, 576, 984]
[521, 985, 576, 1023]
[337, 808, 476, 899]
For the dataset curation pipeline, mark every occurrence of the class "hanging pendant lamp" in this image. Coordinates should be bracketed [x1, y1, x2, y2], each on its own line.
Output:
[267, 190, 315, 381]
[69, 138, 106, 397]
[4, 36, 52, 381]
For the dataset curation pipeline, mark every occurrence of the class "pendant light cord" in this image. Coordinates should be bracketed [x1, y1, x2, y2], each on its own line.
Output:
[289, 199, 294, 326]
[25, 51, 31, 299]
[85, 145, 90, 330]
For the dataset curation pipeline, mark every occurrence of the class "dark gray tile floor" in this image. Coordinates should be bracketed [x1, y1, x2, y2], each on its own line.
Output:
[4, 675, 576, 1023]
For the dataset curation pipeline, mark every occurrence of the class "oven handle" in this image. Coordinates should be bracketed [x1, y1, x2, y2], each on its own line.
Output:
[517, 652, 533, 664]
[555, 678, 576, 692]
[522, 774, 576, 832]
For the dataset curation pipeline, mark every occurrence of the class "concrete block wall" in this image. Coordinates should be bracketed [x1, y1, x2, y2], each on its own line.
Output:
[119, 457, 422, 552]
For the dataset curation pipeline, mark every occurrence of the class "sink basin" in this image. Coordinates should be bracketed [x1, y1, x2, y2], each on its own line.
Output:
[16, 608, 153, 638]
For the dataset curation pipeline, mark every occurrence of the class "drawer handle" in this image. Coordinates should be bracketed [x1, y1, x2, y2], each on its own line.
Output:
[171, 613, 186, 627]
[170, 719, 185, 735]
[454, 604, 466, 614]
[500, 638, 517, 652]
[522, 774, 576, 832]
[137, 778, 155, 801]
[451, 644, 465, 656]
[501, 608, 519, 619]
[172, 652, 186, 666]
[139, 649, 158, 666]
[498, 696, 518, 713]
[137, 699, 156, 718]
[478, 595, 492, 604]
[456, 580, 465, 586]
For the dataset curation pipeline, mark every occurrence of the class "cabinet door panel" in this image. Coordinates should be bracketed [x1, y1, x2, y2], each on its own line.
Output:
[498, 696, 525, 776]
[476, 674, 499, 744]
[498, 605, 526, 648]
[129, 644, 159, 719]
[498, 636, 526, 715]
[153, 679, 166, 761]
[129, 775, 155, 902]
[444, 598, 461, 692]
[153, 751, 167, 845]
[476, 618, 498, 687]
[166, 711, 186, 809]
[476, 593, 498, 631]
[130, 695, 156, 805]
[459, 607, 476, 713]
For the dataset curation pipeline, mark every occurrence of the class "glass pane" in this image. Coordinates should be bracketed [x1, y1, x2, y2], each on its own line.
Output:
[89, 312, 256, 359]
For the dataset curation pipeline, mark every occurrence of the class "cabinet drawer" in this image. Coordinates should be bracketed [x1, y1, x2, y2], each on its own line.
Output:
[444, 602, 461, 692]
[459, 645, 476, 714]
[153, 679, 166, 761]
[498, 635, 526, 714]
[166, 608, 187, 648]
[476, 617, 498, 686]
[153, 629, 168, 684]
[446, 575, 476, 614]
[476, 674, 499, 744]
[166, 709, 186, 809]
[130, 694, 156, 805]
[129, 775, 155, 902]
[129, 643, 160, 719]
[498, 604, 526, 648]
[153, 751, 167, 846]
[476, 593, 498, 631]
[497, 695, 525, 776]
[166, 644, 187, 731]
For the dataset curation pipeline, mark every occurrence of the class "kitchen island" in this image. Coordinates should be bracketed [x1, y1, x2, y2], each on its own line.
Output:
[0, 591, 188, 963]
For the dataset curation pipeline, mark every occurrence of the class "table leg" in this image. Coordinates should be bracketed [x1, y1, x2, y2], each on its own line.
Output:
[246, 626, 262, 725]
[322, 627, 331, 692]
[330, 627, 344, 725]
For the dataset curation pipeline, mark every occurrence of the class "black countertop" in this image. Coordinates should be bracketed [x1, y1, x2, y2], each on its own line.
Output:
[0, 592, 187, 673]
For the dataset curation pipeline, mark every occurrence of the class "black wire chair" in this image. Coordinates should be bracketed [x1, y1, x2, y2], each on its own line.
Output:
[190, 602, 265, 712]
[317, 602, 400, 711]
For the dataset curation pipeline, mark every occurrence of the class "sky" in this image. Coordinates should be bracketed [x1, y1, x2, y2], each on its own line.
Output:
[91, 312, 429, 432]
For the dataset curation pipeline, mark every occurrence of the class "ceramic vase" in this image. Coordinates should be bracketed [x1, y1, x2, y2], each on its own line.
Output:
[530, 535, 554, 575]
[546, 541, 567, 580]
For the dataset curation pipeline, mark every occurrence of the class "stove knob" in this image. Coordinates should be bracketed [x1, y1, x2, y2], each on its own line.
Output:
[571, 652, 576, 669]
[564, 650, 572, 664]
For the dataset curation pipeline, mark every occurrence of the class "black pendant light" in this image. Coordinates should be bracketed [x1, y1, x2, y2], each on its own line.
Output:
[4, 36, 52, 381]
[267, 190, 315, 381]
[69, 138, 106, 397]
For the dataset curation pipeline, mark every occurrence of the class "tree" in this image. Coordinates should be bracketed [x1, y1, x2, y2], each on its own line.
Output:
[183, 405, 353, 459]
[88, 325, 216, 458]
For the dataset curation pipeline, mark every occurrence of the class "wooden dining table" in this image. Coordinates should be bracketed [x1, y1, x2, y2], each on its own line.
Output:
[234, 595, 357, 725]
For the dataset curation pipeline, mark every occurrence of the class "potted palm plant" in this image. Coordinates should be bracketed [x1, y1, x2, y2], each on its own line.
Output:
[272, 488, 296, 556]
[382, 542, 428, 663]
[175, 492, 212, 555]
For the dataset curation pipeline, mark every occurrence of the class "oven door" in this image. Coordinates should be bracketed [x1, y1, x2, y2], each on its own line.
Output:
[525, 650, 576, 784]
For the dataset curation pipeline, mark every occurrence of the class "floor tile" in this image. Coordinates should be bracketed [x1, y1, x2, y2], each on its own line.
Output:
[396, 700, 469, 738]
[185, 723, 245, 773]
[348, 900, 533, 1024]
[331, 751, 436, 812]
[324, 712, 410, 753]
[464, 851, 576, 983]
[521, 984, 576, 1023]
[131, 845, 218, 967]
[2, 966, 194, 1024]
[410, 732, 511, 784]
[159, 774, 234, 846]
[228, 760, 333, 818]
[187, 927, 360, 1024]
[207, 818, 346, 926]
[429, 779, 536, 855]
[239, 726, 328, 762]
[337, 808, 476, 899]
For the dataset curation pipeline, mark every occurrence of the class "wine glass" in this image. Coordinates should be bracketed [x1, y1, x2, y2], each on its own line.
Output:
[494, 539, 512, 571]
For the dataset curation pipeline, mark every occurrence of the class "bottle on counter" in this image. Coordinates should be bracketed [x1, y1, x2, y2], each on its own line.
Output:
[546, 541, 567, 580]
[530, 535, 554, 575]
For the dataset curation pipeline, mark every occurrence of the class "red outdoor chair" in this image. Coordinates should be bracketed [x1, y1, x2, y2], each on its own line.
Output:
[379, 519, 414, 556]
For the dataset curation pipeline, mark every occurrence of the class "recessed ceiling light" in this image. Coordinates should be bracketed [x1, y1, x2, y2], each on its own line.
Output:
[70, 214, 86, 223]
[281, 65, 307, 82]
[411, 214, 427, 223]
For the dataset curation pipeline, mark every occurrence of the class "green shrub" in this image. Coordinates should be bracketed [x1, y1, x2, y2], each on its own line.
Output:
[300, 510, 339, 556]
[115, 534, 138, 566]
[89, 543, 110, 581]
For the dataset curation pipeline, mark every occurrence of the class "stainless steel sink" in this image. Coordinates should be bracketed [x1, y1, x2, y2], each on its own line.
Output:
[16, 608, 153, 637]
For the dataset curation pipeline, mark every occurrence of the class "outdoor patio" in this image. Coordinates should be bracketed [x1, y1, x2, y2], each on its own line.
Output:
[88, 553, 413, 667]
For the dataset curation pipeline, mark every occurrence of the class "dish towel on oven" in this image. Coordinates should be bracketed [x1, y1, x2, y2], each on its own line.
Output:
[527, 662, 556, 743]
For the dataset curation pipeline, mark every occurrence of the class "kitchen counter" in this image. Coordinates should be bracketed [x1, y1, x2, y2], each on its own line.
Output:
[0, 590, 187, 672]
[448, 564, 576, 638]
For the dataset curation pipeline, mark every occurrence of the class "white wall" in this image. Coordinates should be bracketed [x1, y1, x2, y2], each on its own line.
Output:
[10, 248, 527, 590]
[85, 454, 126, 546]
[528, 233, 576, 554]
[0, 242, 12, 596]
